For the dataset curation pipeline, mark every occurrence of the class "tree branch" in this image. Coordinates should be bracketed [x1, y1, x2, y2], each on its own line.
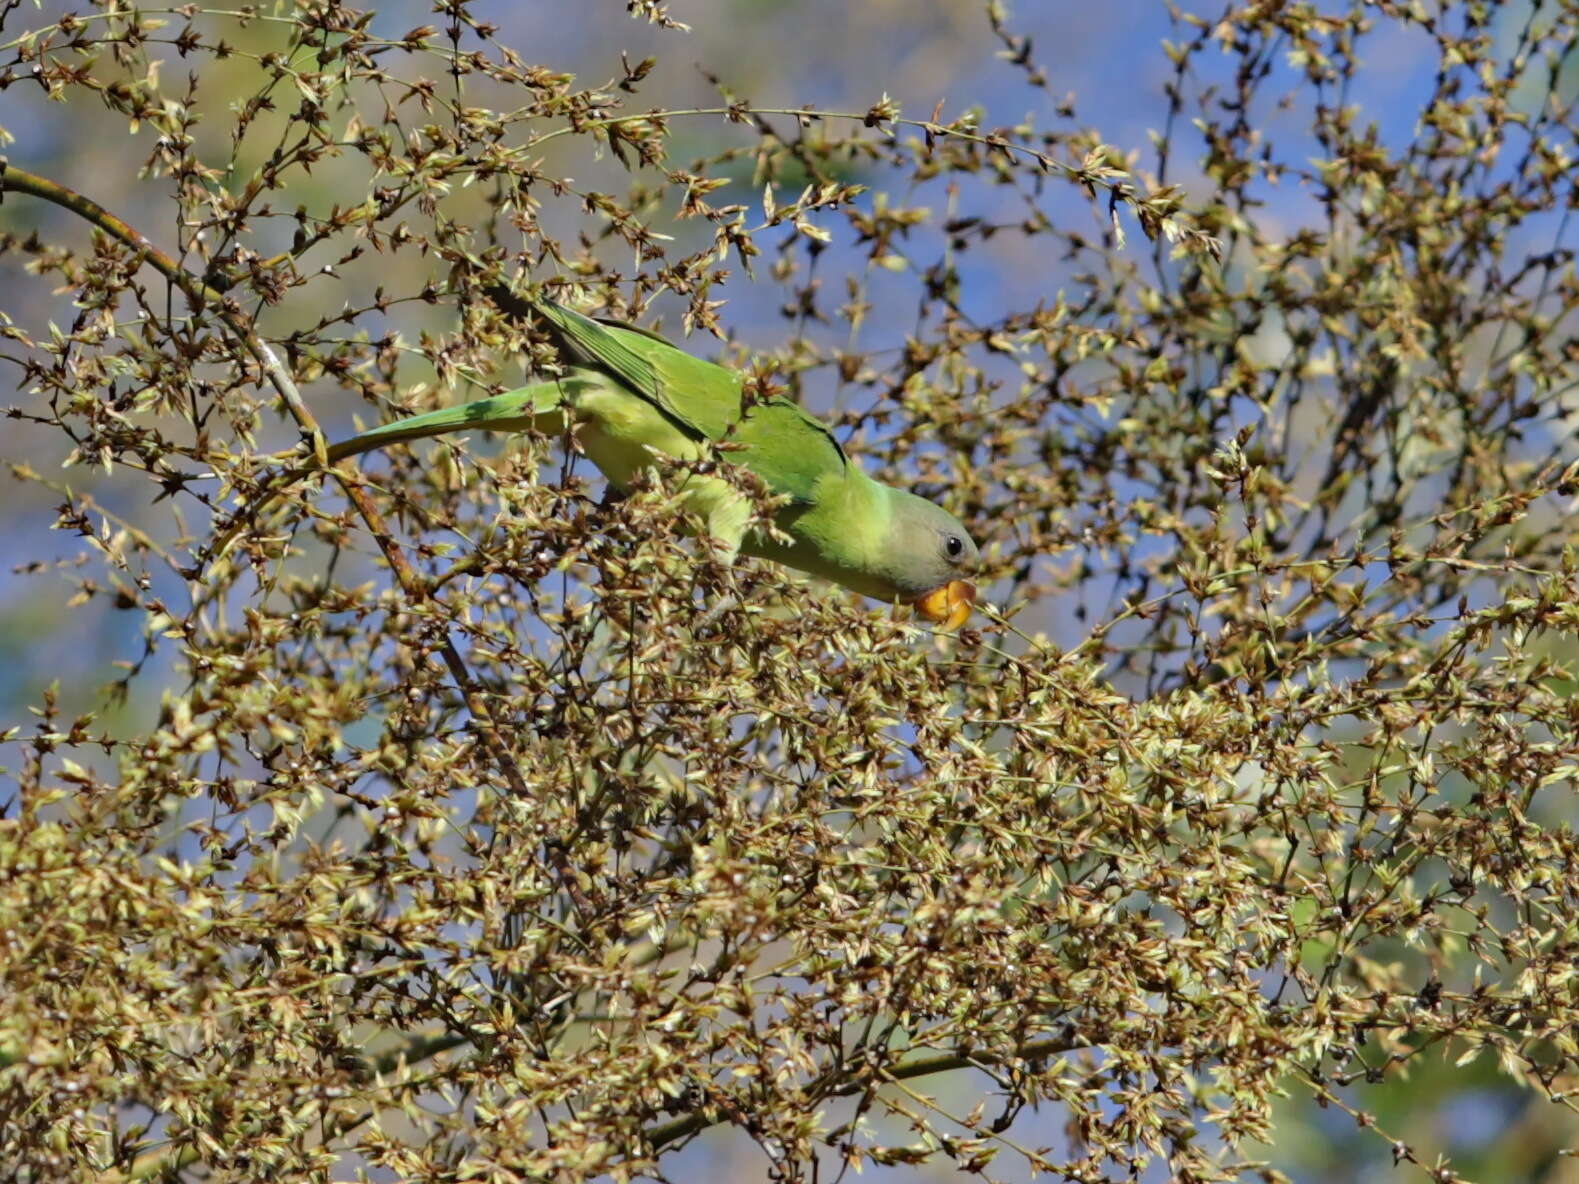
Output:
[645, 1033, 1084, 1152]
[2, 160, 593, 1179]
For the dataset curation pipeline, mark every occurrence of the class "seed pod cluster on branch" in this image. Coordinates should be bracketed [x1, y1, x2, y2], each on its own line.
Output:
[2, 2, 1578, 1181]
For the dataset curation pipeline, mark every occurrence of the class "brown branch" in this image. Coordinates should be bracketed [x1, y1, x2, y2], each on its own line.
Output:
[644, 1033, 1083, 1151]
[1, 160, 321, 447]
[1, 159, 216, 305]
[106, 1030, 476, 1182]
[0, 162, 547, 823]
[3, 159, 593, 1177]
[0, 161, 572, 837]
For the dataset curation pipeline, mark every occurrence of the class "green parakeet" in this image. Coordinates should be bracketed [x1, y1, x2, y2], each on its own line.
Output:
[327, 292, 979, 628]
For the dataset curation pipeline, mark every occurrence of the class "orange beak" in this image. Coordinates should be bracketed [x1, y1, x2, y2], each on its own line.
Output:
[910, 579, 977, 632]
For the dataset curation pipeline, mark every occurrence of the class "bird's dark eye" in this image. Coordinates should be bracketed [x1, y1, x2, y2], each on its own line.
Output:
[944, 535, 965, 561]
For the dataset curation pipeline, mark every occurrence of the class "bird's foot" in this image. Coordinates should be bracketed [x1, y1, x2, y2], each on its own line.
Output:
[690, 593, 741, 636]
[690, 541, 745, 636]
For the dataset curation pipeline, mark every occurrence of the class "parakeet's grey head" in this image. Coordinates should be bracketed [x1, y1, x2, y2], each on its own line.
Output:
[881, 491, 978, 599]
[859, 491, 977, 630]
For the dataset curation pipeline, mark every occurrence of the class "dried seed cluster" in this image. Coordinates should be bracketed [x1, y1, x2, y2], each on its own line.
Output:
[2, 2, 1579, 1181]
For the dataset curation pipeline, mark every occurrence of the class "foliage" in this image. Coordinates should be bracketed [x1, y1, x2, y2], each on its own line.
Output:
[2, 1, 1579, 1181]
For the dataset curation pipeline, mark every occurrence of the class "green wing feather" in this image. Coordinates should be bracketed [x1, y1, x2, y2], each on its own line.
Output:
[534, 297, 847, 505]
[724, 401, 849, 506]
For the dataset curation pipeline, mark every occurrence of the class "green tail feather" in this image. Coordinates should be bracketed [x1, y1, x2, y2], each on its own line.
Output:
[326, 375, 595, 462]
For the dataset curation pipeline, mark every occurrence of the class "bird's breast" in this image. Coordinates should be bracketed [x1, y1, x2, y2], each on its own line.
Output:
[571, 386, 703, 490]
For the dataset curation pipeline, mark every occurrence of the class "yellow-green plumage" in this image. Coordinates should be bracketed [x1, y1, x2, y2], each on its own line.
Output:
[327, 293, 978, 615]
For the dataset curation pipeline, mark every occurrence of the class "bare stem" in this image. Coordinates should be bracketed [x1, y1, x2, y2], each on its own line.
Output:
[645, 1033, 1083, 1151]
